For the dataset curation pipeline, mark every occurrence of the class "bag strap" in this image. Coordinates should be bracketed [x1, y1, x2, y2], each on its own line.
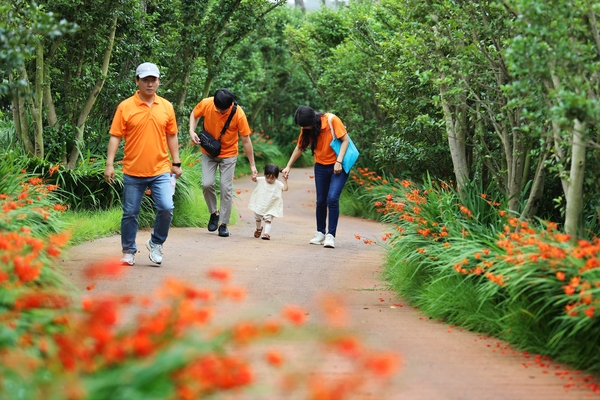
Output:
[219, 102, 237, 140]
[202, 101, 238, 140]
[328, 113, 336, 141]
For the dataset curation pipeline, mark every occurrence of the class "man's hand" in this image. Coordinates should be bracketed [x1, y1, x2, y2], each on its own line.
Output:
[104, 165, 115, 184]
[190, 131, 200, 145]
[171, 165, 183, 178]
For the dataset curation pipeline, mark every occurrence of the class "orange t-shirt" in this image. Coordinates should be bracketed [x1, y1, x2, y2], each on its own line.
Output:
[109, 91, 178, 177]
[192, 97, 252, 158]
[296, 113, 347, 165]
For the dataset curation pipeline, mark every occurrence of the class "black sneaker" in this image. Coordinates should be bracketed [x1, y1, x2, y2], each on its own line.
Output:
[218, 224, 229, 237]
[208, 213, 219, 232]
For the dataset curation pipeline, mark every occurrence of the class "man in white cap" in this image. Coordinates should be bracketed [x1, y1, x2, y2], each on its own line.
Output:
[104, 62, 182, 266]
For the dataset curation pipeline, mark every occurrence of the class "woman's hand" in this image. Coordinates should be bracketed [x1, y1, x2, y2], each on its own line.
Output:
[333, 161, 343, 174]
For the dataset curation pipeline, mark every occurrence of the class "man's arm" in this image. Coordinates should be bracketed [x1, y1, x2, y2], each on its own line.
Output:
[240, 135, 258, 179]
[189, 109, 201, 144]
[167, 133, 183, 178]
[104, 135, 122, 183]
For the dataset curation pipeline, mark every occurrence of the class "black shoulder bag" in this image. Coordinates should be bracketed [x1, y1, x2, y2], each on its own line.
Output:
[199, 102, 237, 158]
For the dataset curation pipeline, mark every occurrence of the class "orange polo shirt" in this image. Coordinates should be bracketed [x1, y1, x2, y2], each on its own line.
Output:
[110, 91, 178, 177]
[297, 113, 347, 165]
[192, 97, 252, 158]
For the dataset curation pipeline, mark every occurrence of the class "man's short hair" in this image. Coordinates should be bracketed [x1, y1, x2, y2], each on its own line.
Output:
[214, 88, 234, 110]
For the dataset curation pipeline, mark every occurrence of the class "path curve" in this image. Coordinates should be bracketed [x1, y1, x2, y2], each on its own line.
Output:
[62, 167, 595, 400]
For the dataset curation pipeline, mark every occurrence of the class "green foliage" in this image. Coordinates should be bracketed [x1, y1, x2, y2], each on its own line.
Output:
[62, 208, 122, 246]
[169, 148, 208, 228]
[0, 147, 67, 238]
[0, 167, 400, 399]
[0, 2, 74, 96]
[374, 173, 600, 374]
[26, 154, 122, 211]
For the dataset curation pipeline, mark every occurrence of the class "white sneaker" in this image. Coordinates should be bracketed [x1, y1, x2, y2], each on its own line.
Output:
[146, 239, 163, 264]
[120, 253, 135, 265]
[310, 231, 326, 245]
[323, 234, 335, 248]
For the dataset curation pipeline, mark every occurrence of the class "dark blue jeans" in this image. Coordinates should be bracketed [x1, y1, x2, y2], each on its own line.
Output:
[121, 172, 174, 253]
[313, 163, 349, 237]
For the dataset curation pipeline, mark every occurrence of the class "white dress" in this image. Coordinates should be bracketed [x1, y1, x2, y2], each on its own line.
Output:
[248, 177, 285, 218]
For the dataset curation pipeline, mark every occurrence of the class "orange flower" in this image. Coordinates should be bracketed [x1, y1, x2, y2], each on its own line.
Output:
[563, 285, 575, 296]
[584, 307, 595, 318]
[13, 256, 41, 282]
[319, 294, 348, 327]
[282, 305, 307, 325]
[556, 271, 565, 281]
[265, 349, 284, 367]
[262, 318, 281, 335]
[207, 268, 231, 282]
[14, 292, 69, 310]
[458, 205, 472, 218]
[232, 322, 259, 344]
[363, 352, 401, 378]
[84, 259, 127, 279]
[53, 204, 68, 212]
[49, 165, 60, 176]
[565, 303, 578, 316]
[48, 231, 72, 247]
[330, 335, 363, 357]
[220, 285, 246, 301]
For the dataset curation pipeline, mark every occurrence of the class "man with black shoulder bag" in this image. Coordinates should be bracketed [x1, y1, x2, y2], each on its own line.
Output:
[189, 88, 258, 237]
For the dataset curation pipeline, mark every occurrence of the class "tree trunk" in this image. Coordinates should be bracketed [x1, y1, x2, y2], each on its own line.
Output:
[9, 72, 35, 155]
[521, 137, 551, 218]
[175, 63, 192, 128]
[66, 15, 118, 169]
[32, 42, 45, 159]
[507, 126, 525, 212]
[295, 0, 306, 11]
[439, 82, 469, 193]
[564, 119, 587, 237]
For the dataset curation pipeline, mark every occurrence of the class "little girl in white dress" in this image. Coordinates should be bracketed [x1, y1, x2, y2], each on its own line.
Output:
[248, 163, 289, 240]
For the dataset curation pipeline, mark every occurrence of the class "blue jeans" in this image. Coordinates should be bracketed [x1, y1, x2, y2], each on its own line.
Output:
[313, 163, 349, 237]
[121, 172, 174, 254]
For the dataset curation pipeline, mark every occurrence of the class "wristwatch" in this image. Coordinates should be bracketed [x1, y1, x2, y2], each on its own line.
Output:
[172, 162, 181, 167]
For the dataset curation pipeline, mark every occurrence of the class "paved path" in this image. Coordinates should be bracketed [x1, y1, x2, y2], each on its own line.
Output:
[62, 168, 598, 399]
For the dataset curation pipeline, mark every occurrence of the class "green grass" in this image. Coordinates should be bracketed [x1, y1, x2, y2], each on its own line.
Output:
[61, 208, 122, 246]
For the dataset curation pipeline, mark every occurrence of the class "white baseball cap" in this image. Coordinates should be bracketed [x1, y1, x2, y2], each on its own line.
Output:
[136, 62, 160, 78]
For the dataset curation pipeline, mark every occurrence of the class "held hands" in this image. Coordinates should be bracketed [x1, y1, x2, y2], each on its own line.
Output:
[282, 167, 290, 180]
